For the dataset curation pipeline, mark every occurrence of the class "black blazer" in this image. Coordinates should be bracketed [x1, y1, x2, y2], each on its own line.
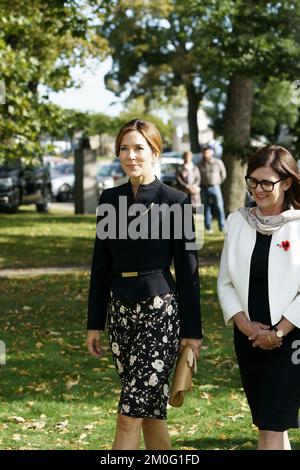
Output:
[87, 177, 202, 338]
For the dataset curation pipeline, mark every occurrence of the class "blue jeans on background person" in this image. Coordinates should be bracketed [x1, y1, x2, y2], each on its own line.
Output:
[201, 185, 225, 231]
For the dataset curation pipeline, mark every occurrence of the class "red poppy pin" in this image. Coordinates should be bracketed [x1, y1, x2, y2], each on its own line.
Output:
[277, 240, 290, 251]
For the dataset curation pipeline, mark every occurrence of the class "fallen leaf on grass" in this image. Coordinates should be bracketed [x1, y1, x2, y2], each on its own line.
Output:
[241, 441, 254, 448]
[34, 383, 47, 392]
[198, 383, 220, 391]
[186, 424, 198, 436]
[55, 420, 68, 430]
[168, 427, 181, 436]
[65, 375, 80, 389]
[84, 424, 94, 430]
[9, 416, 25, 423]
[66, 344, 81, 351]
[101, 444, 111, 450]
[200, 392, 212, 400]
[62, 393, 75, 401]
[22, 420, 46, 430]
[227, 413, 245, 422]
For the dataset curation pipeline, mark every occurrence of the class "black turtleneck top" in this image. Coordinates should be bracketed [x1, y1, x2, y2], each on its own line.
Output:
[87, 177, 202, 338]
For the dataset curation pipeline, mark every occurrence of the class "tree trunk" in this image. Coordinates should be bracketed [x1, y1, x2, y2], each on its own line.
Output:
[222, 74, 254, 213]
[185, 82, 201, 154]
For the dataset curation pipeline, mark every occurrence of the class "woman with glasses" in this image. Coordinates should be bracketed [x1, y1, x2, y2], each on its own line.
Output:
[218, 145, 300, 450]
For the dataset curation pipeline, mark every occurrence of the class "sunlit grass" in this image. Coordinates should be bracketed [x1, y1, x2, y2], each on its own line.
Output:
[0, 210, 298, 449]
[0, 209, 95, 269]
[1, 270, 299, 450]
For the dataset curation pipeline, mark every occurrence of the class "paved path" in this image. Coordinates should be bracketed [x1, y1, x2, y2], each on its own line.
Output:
[49, 202, 74, 213]
[0, 257, 219, 278]
[0, 266, 89, 278]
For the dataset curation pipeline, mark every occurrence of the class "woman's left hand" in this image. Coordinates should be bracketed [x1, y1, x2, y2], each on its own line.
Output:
[249, 329, 282, 350]
[180, 338, 202, 359]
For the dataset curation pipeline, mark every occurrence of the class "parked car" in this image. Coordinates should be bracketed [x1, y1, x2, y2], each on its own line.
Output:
[97, 157, 184, 193]
[0, 160, 52, 213]
[109, 158, 162, 181]
[50, 163, 74, 202]
[43, 156, 70, 168]
[97, 160, 128, 194]
[96, 163, 115, 193]
[160, 157, 184, 188]
[113, 168, 128, 187]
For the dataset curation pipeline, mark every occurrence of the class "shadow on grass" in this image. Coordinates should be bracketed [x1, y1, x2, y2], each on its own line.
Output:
[175, 435, 300, 450]
[200, 237, 224, 259]
[0, 208, 96, 268]
[0, 233, 94, 268]
[175, 436, 257, 450]
[0, 211, 94, 228]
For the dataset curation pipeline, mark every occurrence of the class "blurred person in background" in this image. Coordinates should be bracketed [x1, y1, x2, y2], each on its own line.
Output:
[199, 144, 226, 233]
[176, 150, 201, 213]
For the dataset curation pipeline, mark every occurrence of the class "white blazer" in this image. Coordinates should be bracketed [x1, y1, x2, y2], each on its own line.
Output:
[217, 210, 300, 329]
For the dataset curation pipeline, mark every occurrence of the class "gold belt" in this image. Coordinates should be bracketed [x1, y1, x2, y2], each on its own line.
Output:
[121, 271, 138, 278]
[114, 269, 168, 278]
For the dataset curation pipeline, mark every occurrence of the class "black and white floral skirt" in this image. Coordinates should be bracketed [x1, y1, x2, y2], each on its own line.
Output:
[107, 292, 180, 420]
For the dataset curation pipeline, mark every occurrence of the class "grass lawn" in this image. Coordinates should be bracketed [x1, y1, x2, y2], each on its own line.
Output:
[0, 209, 298, 450]
[1, 269, 299, 450]
[0, 207, 223, 269]
[0, 207, 95, 269]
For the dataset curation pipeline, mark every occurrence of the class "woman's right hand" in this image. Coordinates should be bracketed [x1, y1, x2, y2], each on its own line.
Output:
[86, 330, 101, 358]
[233, 311, 270, 338]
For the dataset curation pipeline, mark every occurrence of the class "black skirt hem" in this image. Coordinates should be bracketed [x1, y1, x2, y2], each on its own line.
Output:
[254, 422, 299, 432]
[118, 409, 167, 420]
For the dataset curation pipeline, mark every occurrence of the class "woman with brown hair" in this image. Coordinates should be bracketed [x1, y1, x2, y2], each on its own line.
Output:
[86, 119, 202, 450]
[218, 145, 300, 450]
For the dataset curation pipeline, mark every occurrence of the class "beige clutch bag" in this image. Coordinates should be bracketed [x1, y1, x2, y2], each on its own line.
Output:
[169, 346, 197, 407]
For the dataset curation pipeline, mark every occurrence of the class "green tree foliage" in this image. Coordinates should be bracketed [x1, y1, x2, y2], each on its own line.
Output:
[41, 106, 123, 155]
[119, 97, 174, 148]
[189, 0, 300, 211]
[252, 78, 299, 141]
[97, 0, 213, 152]
[0, 0, 103, 162]
[97, 0, 300, 211]
[205, 78, 300, 144]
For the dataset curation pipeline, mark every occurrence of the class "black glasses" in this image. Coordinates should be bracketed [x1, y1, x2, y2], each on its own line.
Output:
[245, 176, 286, 192]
